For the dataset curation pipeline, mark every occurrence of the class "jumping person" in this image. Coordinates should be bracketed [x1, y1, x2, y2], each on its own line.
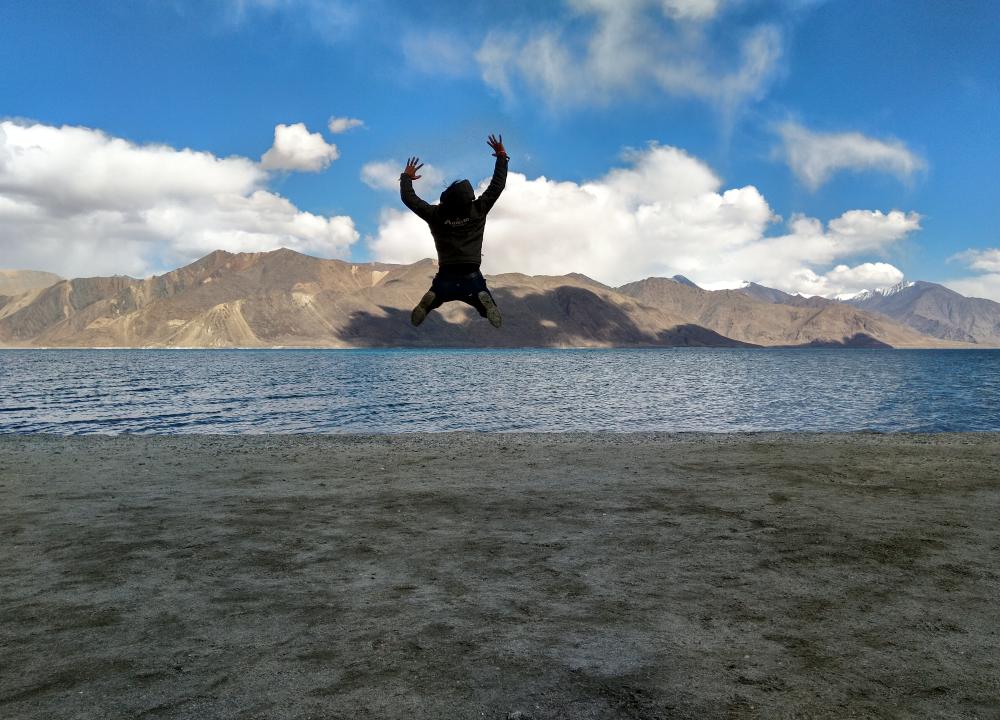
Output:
[400, 133, 509, 328]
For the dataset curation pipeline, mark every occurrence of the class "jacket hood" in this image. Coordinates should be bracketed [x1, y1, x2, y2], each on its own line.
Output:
[440, 179, 475, 206]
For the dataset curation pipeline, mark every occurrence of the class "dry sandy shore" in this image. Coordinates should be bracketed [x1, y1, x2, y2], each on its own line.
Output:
[1, 434, 998, 719]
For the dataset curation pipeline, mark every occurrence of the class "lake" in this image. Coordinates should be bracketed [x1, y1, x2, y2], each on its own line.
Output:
[0, 348, 997, 433]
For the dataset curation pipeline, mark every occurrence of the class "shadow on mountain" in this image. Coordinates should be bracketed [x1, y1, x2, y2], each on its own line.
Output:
[340, 285, 755, 348]
[782, 333, 893, 349]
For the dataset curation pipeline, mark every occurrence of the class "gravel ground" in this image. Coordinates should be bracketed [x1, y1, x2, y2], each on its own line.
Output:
[1, 433, 998, 719]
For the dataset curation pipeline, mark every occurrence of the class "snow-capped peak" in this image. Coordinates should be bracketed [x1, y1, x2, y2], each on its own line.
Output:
[844, 281, 915, 302]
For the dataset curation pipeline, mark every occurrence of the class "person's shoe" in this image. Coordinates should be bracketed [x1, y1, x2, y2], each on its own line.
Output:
[411, 291, 436, 326]
[478, 291, 502, 328]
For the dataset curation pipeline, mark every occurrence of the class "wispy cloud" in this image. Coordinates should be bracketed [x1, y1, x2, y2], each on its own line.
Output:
[660, 0, 724, 21]
[227, 0, 360, 41]
[401, 31, 476, 78]
[327, 116, 364, 134]
[361, 159, 445, 191]
[777, 121, 925, 190]
[475, 0, 782, 119]
[945, 247, 1000, 301]
[950, 247, 1000, 273]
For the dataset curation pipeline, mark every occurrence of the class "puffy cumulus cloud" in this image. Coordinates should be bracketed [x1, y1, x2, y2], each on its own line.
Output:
[260, 123, 339, 172]
[778, 122, 925, 190]
[715, 210, 919, 295]
[813, 262, 905, 299]
[327, 116, 364, 134]
[476, 0, 781, 115]
[361, 160, 445, 191]
[0, 121, 358, 278]
[944, 248, 1000, 302]
[0, 122, 262, 212]
[369, 143, 919, 297]
[826, 209, 922, 254]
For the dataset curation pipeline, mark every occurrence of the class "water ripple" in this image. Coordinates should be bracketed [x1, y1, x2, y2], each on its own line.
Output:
[0, 348, 998, 434]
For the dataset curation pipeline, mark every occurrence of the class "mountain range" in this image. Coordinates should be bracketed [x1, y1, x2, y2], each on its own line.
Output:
[0, 249, 997, 348]
[843, 281, 1000, 346]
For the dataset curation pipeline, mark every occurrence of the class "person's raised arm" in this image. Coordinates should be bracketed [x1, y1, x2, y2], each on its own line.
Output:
[399, 156, 435, 222]
[477, 134, 509, 214]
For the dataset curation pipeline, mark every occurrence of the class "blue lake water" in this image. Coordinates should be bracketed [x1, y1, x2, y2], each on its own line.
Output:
[0, 348, 998, 433]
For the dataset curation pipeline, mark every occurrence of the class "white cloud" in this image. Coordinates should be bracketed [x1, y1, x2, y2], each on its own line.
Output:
[715, 210, 918, 295]
[0, 121, 358, 278]
[823, 263, 905, 298]
[943, 275, 1000, 303]
[327, 116, 364, 134]
[401, 31, 476, 77]
[260, 122, 339, 172]
[369, 143, 919, 297]
[228, 0, 358, 41]
[951, 247, 1000, 273]
[944, 248, 1000, 302]
[660, 0, 723, 20]
[475, 1, 781, 115]
[778, 121, 925, 190]
[361, 160, 445, 191]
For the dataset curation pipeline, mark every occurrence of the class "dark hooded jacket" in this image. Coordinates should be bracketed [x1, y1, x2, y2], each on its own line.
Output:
[399, 155, 508, 266]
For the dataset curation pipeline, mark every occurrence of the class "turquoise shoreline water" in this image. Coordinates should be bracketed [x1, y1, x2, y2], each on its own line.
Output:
[1, 348, 998, 433]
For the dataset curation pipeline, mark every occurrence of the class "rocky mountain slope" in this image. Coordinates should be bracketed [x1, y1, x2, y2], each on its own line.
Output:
[735, 282, 831, 308]
[0, 250, 742, 348]
[0, 249, 968, 348]
[616, 277, 951, 348]
[844, 280, 1000, 345]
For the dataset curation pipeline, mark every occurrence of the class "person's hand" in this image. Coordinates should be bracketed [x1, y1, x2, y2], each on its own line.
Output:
[403, 156, 424, 180]
[487, 133, 508, 159]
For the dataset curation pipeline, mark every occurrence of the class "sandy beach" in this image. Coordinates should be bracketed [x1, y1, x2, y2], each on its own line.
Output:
[1, 433, 998, 719]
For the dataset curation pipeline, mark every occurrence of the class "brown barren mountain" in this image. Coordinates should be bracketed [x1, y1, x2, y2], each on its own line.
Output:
[845, 281, 1000, 345]
[616, 277, 960, 348]
[736, 281, 833, 309]
[0, 270, 63, 322]
[0, 269, 62, 297]
[0, 249, 962, 348]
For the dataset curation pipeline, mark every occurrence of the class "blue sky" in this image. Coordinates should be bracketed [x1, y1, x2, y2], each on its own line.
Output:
[2, 0, 998, 298]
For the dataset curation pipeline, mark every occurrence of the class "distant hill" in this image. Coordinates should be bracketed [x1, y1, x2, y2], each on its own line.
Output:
[0, 270, 62, 296]
[0, 249, 972, 348]
[617, 277, 950, 348]
[670, 275, 700, 289]
[735, 282, 835, 309]
[843, 280, 1000, 345]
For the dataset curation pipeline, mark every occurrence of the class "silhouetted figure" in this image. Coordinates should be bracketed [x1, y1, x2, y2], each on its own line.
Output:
[400, 134, 508, 328]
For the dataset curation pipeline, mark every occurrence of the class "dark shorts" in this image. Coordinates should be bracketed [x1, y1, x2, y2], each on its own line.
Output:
[428, 268, 495, 317]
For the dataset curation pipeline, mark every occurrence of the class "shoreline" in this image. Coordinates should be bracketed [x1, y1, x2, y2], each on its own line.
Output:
[2, 345, 997, 351]
[2, 433, 998, 718]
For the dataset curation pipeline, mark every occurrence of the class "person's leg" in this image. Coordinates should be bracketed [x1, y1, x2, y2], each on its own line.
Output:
[412, 275, 465, 326]
[455, 273, 490, 315]
[410, 286, 438, 327]
[465, 273, 501, 328]
[476, 289, 502, 328]
[465, 293, 489, 318]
